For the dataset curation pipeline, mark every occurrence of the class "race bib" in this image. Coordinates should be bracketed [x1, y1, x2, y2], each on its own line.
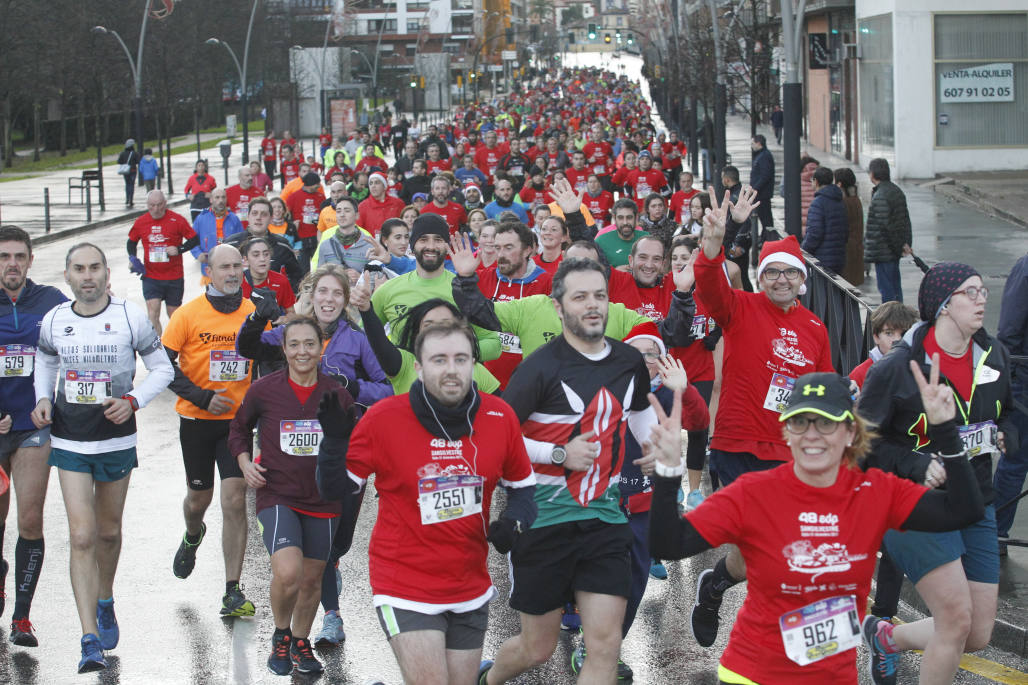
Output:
[64, 370, 112, 405]
[510, 165, 523, 176]
[763, 373, 796, 413]
[958, 420, 998, 457]
[237, 202, 249, 221]
[594, 164, 606, 174]
[303, 211, 318, 224]
[209, 350, 250, 382]
[499, 332, 522, 354]
[0, 344, 34, 377]
[637, 182, 651, 197]
[149, 245, 169, 263]
[418, 474, 484, 525]
[279, 420, 323, 456]
[690, 315, 708, 340]
[779, 595, 861, 666]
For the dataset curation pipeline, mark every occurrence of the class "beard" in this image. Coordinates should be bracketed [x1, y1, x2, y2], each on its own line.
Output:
[563, 309, 607, 343]
[415, 246, 446, 271]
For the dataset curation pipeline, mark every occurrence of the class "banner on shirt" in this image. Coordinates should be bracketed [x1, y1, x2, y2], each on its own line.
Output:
[939, 63, 1014, 103]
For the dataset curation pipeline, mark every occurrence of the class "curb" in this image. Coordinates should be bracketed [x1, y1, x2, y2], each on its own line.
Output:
[930, 182, 1028, 230]
[31, 198, 191, 247]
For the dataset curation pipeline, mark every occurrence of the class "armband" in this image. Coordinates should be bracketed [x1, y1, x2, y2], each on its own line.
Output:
[121, 394, 139, 412]
[654, 459, 684, 478]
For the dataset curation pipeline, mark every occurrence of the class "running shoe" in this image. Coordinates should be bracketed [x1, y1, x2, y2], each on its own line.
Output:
[220, 583, 256, 617]
[96, 598, 119, 650]
[477, 659, 494, 685]
[690, 568, 722, 648]
[560, 603, 581, 631]
[267, 632, 292, 676]
[0, 559, 7, 617]
[685, 489, 706, 511]
[570, 644, 633, 681]
[290, 637, 323, 674]
[649, 559, 668, 580]
[173, 522, 206, 579]
[9, 617, 38, 647]
[78, 633, 107, 673]
[314, 610, 346, 647]
[861, 614, 899, 685]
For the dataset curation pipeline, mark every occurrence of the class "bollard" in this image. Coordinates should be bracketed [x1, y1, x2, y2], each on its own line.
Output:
[44, 188, 51, 233]
[85, 185, 92, 223]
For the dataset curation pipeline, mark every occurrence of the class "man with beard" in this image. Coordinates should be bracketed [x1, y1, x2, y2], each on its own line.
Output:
[32, 243, 174, 672]
[163, 245, 259, 619]
[225, 166, 263, 229]
[484, 178, 529, 224]
[478, 258, 684, 685]
[318, 320, 535, 685]
[421, 176, 468, 236]
[0, 226, 68, 648]
[595, 199, 648, 269]
[224, 197, 304, 290]
[371, 214, 501, 363]
[192, 187, 245, 285]
[499, 138, 531, 193]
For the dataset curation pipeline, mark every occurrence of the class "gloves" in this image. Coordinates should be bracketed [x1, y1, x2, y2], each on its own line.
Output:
[330, 374, 360, 402]
[250, 287, 281, 320]
[487, 518, 522, 554]
[317, 390, 357, 439]
[128, 255, 146, 277]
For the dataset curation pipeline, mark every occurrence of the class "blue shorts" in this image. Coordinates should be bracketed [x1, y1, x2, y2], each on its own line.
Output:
[709, 449, 785, 487]
[883, 505, 999, 585]
[0, 426, 50, 460]
[141, 276, 184, 306]
[48, 446, 137, 482]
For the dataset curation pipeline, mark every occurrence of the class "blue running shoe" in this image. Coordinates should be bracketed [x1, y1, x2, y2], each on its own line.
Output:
[560, 603, 581, 631]
[96, 598, 119, 650]
[477, 659, 494, 685]
[78, 633, 107, 673]
[685, 489, 706, 511]
[314, 610, 346, 647]
[861, 614, 898, 685]
[267, 632, 293, 676]
[649, 559, 668, 580]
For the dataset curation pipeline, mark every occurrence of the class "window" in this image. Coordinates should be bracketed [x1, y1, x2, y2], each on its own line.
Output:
[858, 13, 894, 161]
[934, 13, 1028, 147]
[407, 19, 422, 31]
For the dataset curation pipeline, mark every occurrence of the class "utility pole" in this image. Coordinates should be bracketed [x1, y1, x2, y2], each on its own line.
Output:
[780, 0, 807, 238]
[682, 4, 698, 176]
[708, 0, 727, 197]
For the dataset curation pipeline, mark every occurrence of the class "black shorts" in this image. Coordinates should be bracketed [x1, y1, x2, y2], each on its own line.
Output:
[509, 518, 633, 615]
[179, 417, 244, 490]
[0, 426, 50, 461]
[257, 505, 339, 560]
[376, 603, 489, 651]
[141, 276, 184, 306]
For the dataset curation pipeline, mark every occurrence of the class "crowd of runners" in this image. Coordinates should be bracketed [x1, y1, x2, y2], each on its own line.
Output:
[0, 64, 1025, 685]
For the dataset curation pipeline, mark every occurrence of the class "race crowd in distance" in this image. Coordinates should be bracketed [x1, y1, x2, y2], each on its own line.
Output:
[0, 63, 1026, 685]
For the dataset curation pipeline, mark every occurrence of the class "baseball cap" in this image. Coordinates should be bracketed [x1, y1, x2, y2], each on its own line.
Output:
[779, 373, 854, 423]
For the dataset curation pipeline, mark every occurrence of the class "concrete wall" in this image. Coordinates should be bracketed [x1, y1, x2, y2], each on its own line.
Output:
[856, 0, 1028, 178]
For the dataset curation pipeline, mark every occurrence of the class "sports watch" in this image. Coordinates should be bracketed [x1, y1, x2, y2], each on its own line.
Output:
[550, 444, 567, 466]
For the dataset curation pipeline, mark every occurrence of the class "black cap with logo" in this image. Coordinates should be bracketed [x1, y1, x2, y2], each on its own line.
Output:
[779, 372, 855, 422]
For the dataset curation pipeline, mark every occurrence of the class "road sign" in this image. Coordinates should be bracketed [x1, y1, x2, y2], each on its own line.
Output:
[501, 50, 517, 61]
[488, 64, 503, 72]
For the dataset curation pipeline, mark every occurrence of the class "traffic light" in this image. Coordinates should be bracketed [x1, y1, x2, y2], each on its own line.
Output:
[615, 30, 621, 43]
[409, 76, 416, 88]
[419, 76, 425, 88]
[626, 33, 634, 45]
[654, 65, 661, 78]
[604, 33, 611, 44]
[588, 23, 597, 39]
[456, 73, 462, 87]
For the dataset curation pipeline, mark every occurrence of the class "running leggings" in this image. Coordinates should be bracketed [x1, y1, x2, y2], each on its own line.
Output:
[686, 380, 714, 472]
[321, 484, 366, 612]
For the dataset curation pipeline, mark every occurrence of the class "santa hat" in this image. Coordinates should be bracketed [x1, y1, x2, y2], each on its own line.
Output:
[624, 333, 666, 357]
[368, 172, 388, 187]
[757, 235, 809, 294]
[464, 183, 481, 196]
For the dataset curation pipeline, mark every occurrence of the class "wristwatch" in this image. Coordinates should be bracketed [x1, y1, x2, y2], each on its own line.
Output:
[550, 445, 567, 466]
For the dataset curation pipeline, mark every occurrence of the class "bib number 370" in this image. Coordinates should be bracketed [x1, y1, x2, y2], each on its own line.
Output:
[779, 595, 861, 666]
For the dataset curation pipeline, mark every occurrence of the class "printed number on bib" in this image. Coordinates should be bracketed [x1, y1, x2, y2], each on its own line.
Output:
[763, 373, 796, 413]
[499, 332, 522, 354]
[418, 474, 484, 525]
[0, 344, 34, 377]
[279, 420, 323, 456]
[303, 212, 318, 224]
[690, 316, 708, 340]
[594, 164, 605, 174]
[64, 370, 112, 405]
[779, 595, 861, 666]
[149, 245, 169, 263]
[958, 421, 998, 458]
[209, 351, 251, 382]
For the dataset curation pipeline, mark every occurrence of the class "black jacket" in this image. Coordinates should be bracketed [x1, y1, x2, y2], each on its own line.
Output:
[401, 175, 432, 204]
[801, 184, 849, 273]
[998, 253, 1028, 383]
[858, 321, 1018, 504]
[864, 180, 911, 263]
[749, 147, 775, 200]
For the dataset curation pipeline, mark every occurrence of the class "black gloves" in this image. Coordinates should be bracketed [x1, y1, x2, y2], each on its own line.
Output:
[317, 390, 357, 439]
[250, 287, 280, 321]
[330, 374, 361, 402]
[487, 518, 522, 554]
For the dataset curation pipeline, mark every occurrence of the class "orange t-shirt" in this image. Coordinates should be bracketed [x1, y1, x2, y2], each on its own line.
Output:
[162, 294, 259, 421]
[215, 215, 226, 241]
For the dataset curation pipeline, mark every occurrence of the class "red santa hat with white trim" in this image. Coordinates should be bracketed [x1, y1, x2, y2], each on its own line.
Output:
[756, 235, 808, 294]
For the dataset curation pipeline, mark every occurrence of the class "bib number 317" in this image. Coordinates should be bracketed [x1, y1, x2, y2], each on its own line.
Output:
[779, 595, 861, 666]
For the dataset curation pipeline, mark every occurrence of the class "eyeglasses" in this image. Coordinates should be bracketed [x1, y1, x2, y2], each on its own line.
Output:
[784, 415, 848, 435]
[952, 286, 989, 302]
[640, 352, 660, 362]
[762, 267, 803, 282]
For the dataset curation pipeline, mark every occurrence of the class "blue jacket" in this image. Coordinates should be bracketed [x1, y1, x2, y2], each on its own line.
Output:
[801, 184, 849, 273]
[138, 155, 160, 181]
[484, 200, 529, 223]
[0, 280, 68, 430]
[999, 253, 1028, 383]
[191, 209, 245, 276]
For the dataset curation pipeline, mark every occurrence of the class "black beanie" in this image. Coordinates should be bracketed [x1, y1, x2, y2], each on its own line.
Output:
[302, 172, 321, 186]
[409, 213, 450, 249]
[917, 261, 980, 322]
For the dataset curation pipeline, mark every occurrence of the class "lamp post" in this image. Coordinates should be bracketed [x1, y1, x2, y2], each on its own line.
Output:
[92, 2, 151, 154]
[351, 49, 378, 112]
[205, 0, 261, 165]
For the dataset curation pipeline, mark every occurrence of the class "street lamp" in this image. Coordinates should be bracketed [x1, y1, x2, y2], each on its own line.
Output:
[92, 6, 151, 155]
[351, 49, 379, 110]
[205, 0, 261, 164]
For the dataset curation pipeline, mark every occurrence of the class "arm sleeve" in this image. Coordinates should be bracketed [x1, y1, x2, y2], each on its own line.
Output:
[130, 311, 174, 407]
[681, 384, 711, 431]
[693, 248, 739, 329]
[180, 236, 200, 253]
[33, 315, 60, 403]
[359, 307, 403, 377]
[235, 315, 285, 363]
[900, 420, 985, 531]
[316, 433, 356, 501]
[474, 325, 501, 362]
[627, 405, 659, 446]
[451, 274, 503, 330]
[164, 348, 214, 409]
[648, 474, 716, 559]
[523, 438, 555, 464]
[228, 389, 260, 458]
[658, 290, 699, 348]
[126, 239, 138, 256]
[857, 360, 933, 483]
[353, 332, 394, 404]
[564, 209, 592, 242]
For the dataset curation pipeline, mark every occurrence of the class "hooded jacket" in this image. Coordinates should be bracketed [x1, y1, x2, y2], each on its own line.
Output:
[864, 180, 912, 263]
[801, 183, 849, 273]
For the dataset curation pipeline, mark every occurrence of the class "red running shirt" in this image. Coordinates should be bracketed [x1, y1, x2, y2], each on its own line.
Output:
[688, 463, 926, 685]
[128, 210, 196, 281]
[421, 201, 468, 236]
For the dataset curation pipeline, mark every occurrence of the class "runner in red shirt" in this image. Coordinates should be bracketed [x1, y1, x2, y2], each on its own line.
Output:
[225, 166, 262, 229]
[650, 370, 984, 685]
[474, 130, 509, 195]
[424, 142, 452, 176]
[564, 150, 591, 193]
[668, 171, 701, 226]
[322, 321, 536, 684]
[357, 172, 405, 237]
[239, 236, 297, 316]
[583, 174, 615, 227]
[127, 190, 198, 335]
[279, 147, 301, 190]
[420, 176, 468, 236]
[278, 131, 297, 161]
[285, 173, 327, 266]
[260, 133, 278, 179]
[318, 127, 332, 160]
[582, 129, 614, 187]
[624, 151, 669, 212]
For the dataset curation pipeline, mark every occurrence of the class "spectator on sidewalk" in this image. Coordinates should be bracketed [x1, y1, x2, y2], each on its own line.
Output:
[995, 250, 1028, 555]
[801, 166, 848, 274]
[799, 154, 819, 232]
[749, 135, 775, 234]
[117, 139, 140, 207]
[835, 167, 865, 286]
[771, 106, 784, 145]
[864, 158, 912, 303]
[138, 148, 160, 193]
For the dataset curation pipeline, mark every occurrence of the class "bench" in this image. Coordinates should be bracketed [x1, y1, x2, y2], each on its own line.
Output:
[68, 169, 102, 204]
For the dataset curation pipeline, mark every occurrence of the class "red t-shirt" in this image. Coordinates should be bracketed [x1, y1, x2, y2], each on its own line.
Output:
[286, 189, 327, 239]
[533, 252, 562, 276]
[584, 191, 615, 226]
[420, 201, 468, 235]
[225, 184, 261, 228]
[474, 144, 508, 179]
[582, 141, 614, 176]
[261, 137, 277, 161]
[674, 292, 717, 383]
[564, 167, 590, 193]
[318, 133, 332, 148]
[280, 159, 301, 184]
[848, 357, 874, 389]
[688, 463, 925, 684]
[279, 138, 297, 159]
[426, 158, 452, 175]
[626, 169, 668, 210]
[669, 188, 701, 225]
[242, 269, 297, 310]
[184, 174, 217, 198]
[922, 328, 974, 401]
[633, 278, 676, 324]
[128, 210, 196, 281]
[345, 393, 534, 608]
[607, 268, 645, 312]
[695, 249, 834, 460]
[357, 194, 406, 237]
